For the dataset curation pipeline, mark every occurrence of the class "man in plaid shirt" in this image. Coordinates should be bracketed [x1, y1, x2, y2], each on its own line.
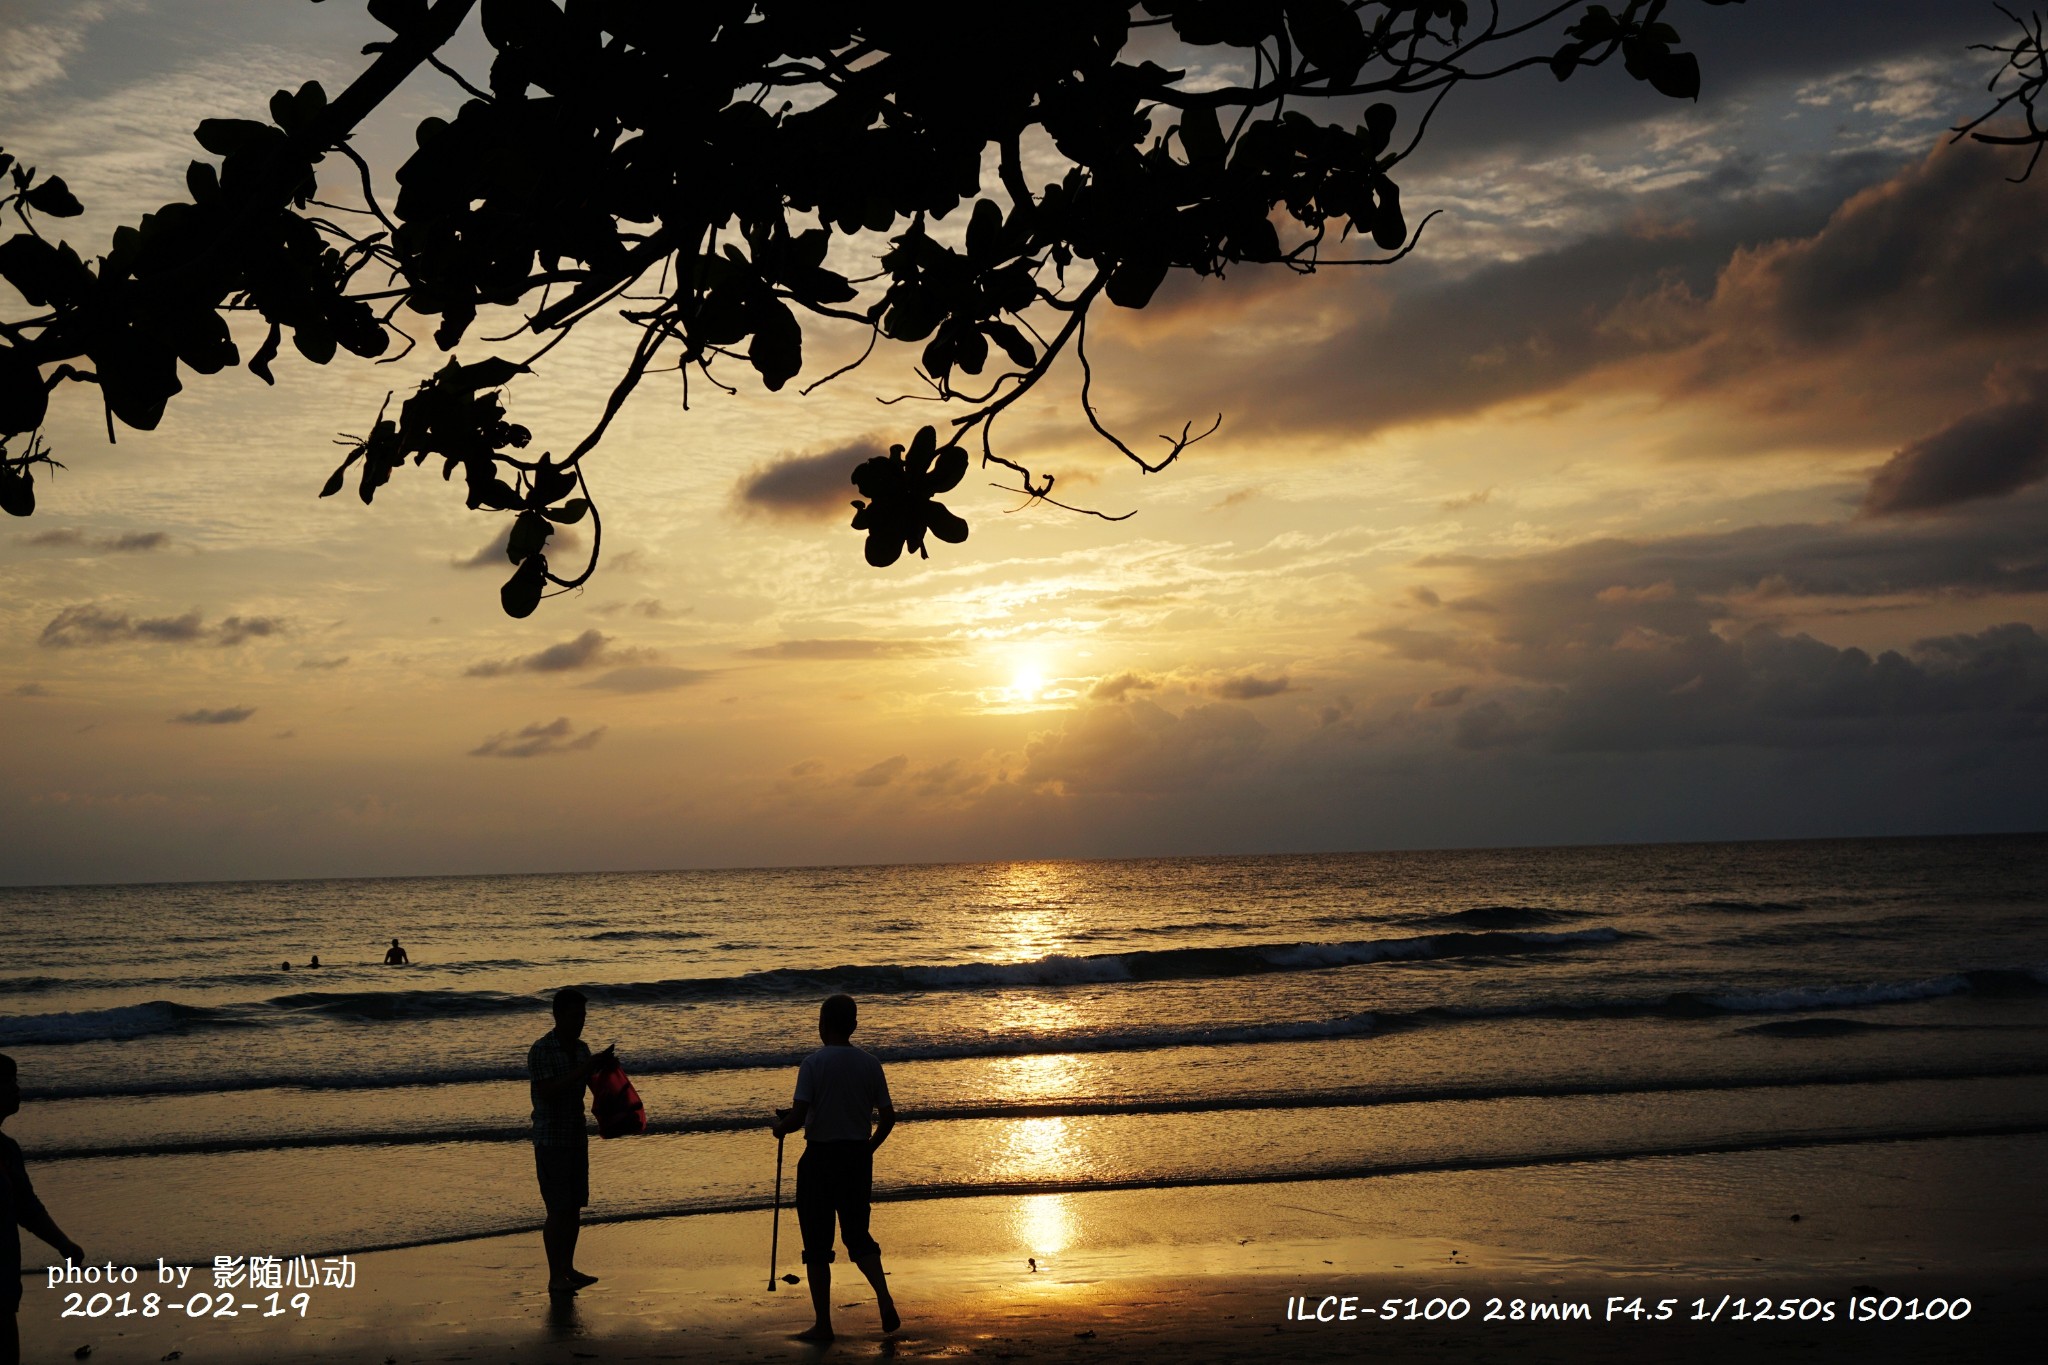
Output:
[527, 988, 613, 1294]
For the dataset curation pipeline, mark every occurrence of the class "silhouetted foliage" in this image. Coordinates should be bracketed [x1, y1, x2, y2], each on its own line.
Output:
[1956, 6, 2047, 181]
[1, 0, 1747, 613]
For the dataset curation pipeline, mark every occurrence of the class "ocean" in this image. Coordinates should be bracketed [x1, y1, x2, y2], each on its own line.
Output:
[5, 834, 2047, 1272]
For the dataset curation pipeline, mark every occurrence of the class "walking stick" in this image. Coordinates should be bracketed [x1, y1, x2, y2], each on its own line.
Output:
[768, 1131, 786, 1292]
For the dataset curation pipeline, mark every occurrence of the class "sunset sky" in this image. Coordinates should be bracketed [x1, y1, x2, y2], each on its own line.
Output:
[2, 1, 2043, 885]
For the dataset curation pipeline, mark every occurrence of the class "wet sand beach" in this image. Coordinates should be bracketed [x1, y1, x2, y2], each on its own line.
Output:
[21, 1131, 2045, 1364]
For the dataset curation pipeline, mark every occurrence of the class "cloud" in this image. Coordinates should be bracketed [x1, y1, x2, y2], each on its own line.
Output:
[1022, 699, 1269, 796]
[0, 0, 123, 97]
[14, 682, 50, 697]
[215, 615, 288, 646]
[1862, 368, 2048, 516]
[1106, 137, 2045, 495]
[592, 598, 677, 619]
[852, 754, 909, 788]
[1422, 684, 1471, 709]
[579, 665, 714, 694]
[36, 606, 292, 647]
[739, 638, 951, 660]
[1210, 673, 1297, 700]
[26, 528, 169, 552]
[298, 656, 350, 670]
[39, 605, 204, 647]
[1454, 700, 1541, 750]
[1368, 508, 2048, 754]
[732, 438, 880, 520]
[1441, 489, 1493, 511]
[465, 629, 653, 677]
[468, 717, 606, 758]
[1090, 671, 1159, 701]
[171, 706, 254, 725]
[453, 523, 581, 569]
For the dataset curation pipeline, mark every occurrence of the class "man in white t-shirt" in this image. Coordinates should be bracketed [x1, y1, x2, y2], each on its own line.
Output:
[771, 993, 899, 1342]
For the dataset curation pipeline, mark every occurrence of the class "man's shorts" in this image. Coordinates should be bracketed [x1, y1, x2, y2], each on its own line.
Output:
[795, 1140, 879, 1264]
[534, 1140, 589, 1212]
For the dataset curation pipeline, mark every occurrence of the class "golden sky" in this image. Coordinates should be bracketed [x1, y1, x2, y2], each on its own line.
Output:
[3, 2, 2044, 884]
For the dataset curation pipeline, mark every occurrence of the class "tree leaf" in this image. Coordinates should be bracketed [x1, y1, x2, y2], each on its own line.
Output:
[500, 551, 547, 618]
[193, 118, 275, 158]
[507, 509, 552, 562]
[0, 348, 49, 437]
[544, 497, 589, 524]
[1648, 51, 1701, 101]
[925, 502, 969, 544]
[748, 301, 803, 391]
[23, 176, 83, 217]
[0, 464, 33, 518]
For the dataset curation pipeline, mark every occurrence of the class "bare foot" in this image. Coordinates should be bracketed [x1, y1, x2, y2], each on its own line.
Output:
[791, 1324, 835, 1344]
[546, 1277, 578, 1295]
[567, 1270, 599, 1288]
[880, 1304, 902, 1334]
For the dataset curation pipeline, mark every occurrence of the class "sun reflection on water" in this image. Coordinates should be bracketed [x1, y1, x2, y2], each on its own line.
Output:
[983, 861, 1079, 963]
[1010, 1192, 1077, 1258]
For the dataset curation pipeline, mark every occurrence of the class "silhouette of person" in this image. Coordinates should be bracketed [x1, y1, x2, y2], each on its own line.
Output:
[527, 988, 614, 1295]
[3, 1053, 84, 1365]
[308, 955, 321, 969]
[384, 938, 409, 965]
[281, 960, 291, 971]
[771, 993, 899, 1342]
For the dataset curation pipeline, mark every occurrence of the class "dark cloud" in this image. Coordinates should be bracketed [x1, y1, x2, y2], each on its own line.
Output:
[579, 665, 714, 694]
[852, 754, 909, 788]
[466, 629, 652, 677]
[1422, 684, 1470, 709]
[1115, 137, 2045, 487]
[733, 439, 880, 520]
[14, 682, 49, 697]
[1022, 700, 1269, 796]
[453, 523, 581, 569]
[740, 638, 951, 660]
[171, 706, 255, 725]
[1091, 671, 1159, 701]
[1115, 160, 1869, 441]
[1454, 700, 1540, 750]
[1417, 2, 1994, 165]
[27, 529, 170, 552]
[909, 758, 986, 798]
[1862, 368, 2048, 515]
[216, 615, 288, 646]
[36, 606, 293, 648]
[469, 717, 606, 758]
[39, 605, 204, 647]
[298, 656, 350, 670]
[1371, 505, 2048, 754]
[1211, 673, 1296, 700]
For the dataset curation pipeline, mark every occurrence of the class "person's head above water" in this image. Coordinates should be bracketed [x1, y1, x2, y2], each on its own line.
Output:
[819, 993, 857, 1042]
[390, 938, 401, 947]
[552, 987, 588, 1042]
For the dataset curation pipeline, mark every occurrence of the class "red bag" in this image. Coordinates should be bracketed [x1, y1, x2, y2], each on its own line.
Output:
[590, 1056, 647, 1138]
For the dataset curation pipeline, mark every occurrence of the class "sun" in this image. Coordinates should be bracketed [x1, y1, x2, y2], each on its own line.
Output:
[1010, 664, 1046, 701]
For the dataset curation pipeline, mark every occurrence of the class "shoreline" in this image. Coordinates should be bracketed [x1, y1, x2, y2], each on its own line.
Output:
[20, 1131, 2046, 1363]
